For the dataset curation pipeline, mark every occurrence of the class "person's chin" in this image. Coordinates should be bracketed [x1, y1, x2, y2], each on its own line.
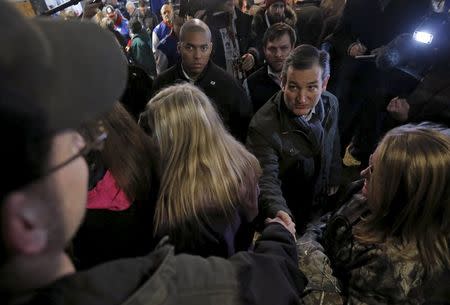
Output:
[269, 62, 283, 72]
[292, 108, 310, 116]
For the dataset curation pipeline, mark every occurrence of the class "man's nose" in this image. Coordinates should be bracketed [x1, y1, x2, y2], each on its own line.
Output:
[296, 90, 306, 103]
[193, 48, 201, 59]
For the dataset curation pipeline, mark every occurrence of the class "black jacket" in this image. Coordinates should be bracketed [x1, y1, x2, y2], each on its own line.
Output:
[251, 6, 298, 54]
[330, 0, 429, 56]
[294, 3, 324, 46]
[245, 65, 281, 112]
[205, 8, 260, 71]
[152, 61, 253, 141]
[406, 65, 450, 126]
[247, 91, 341, 229]
[26, 224, 306, 305]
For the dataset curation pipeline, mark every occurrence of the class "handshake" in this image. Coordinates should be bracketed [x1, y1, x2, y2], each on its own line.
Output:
[265, 211, 296, 239]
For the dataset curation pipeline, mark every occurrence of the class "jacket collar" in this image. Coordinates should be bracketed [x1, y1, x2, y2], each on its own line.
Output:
[176, 61, 213, 84]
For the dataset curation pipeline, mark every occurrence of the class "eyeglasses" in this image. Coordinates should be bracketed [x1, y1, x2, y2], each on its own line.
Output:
[42, 124, 108, 177]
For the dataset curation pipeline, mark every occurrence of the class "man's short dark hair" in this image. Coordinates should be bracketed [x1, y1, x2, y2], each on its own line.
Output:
[263, 22, 296, 48]
[281, 44, 330, 82]
[130, 19, 143, 34]
[138, 0, 147, 8]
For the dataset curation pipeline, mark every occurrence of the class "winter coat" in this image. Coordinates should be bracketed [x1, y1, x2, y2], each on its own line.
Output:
[152, 61, 253, 142]
[72, 169, 157, 270]
[329, 0, 429, 57]
[246, 91, 341, 229]
[26, 223, 306, 305]
[129, 31, 157, 77]
[152, 21, 179, 74]
[406, 64, 450, 126]
[204, 7, 260, 72]
[251, 5, 298, 52]
[297, 180, 450, 305]
[244, 64, 281, 112]
[129, 8, 158, 32]
[294, 3, 324, 46]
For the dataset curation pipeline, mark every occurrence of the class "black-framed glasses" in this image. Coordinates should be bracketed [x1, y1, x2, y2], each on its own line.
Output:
[42, 125, 108, 177]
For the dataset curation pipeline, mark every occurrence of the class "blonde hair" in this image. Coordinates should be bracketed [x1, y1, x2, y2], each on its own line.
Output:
[141, 84, 261, 238]
[355, 124, 450, 275]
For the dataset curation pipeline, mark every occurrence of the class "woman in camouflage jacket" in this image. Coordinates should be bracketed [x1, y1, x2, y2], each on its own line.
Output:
[297, 124, 450, 305]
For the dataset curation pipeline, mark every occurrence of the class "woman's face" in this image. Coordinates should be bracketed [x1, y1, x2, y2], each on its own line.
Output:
[361, 149, 379, 196]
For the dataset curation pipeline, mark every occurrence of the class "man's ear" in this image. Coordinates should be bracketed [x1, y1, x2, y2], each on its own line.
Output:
[177, 42, 181, 54]
[1, 192, 48, 256]
[322, 75, 330, 91]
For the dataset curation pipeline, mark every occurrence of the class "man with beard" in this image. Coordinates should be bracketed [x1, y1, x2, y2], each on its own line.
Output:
[244, 23, 296, 112]
[251, 0, 297, 53]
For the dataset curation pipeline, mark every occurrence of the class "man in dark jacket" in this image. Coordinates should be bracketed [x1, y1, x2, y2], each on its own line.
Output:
[0, 3, 306, 304]
[201, 0, 259, 81]
[327, 0, 430, 163]
[152, 18, 253, 141]
[129, 19, 157, 77]
[252, 0, 298, 52]
[244, 22, 296, 112]
[247, 45, 341, 231]
[126, 0, 159, 33]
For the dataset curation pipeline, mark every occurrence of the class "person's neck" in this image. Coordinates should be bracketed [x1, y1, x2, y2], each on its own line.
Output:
[181, 63, 203, 81]
[0, 252, 75, 303]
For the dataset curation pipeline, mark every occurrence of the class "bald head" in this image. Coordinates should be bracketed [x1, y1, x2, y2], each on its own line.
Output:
[179, 19, 212, 43]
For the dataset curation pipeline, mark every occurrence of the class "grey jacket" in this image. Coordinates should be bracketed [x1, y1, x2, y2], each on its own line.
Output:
[25, 223, 306, 305]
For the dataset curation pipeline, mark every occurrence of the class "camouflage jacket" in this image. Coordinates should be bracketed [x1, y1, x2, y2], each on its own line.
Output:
[297, 181, 449, 305]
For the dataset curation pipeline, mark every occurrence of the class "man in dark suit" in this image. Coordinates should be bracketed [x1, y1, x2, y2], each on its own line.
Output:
[152, 18, 253, 142]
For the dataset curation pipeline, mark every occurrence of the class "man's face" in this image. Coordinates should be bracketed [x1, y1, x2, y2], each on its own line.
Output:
[107, 11, 117, 22]
[263, 33, 293, 72]
[178, 31, 212, 77]
[282, 65, 329, 116]
[138, 5, 146, 14]
[267, 2, 285, 23]
[126, 4, 135, 15]
[161, 5, 173, 23]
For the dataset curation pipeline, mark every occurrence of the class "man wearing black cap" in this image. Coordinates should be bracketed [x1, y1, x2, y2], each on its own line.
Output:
[0, 3, 305, 304]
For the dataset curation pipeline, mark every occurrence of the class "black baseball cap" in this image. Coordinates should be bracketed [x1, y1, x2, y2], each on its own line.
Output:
[0, 1, 128, 197]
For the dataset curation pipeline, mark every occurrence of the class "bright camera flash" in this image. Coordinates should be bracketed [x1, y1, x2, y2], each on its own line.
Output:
[413, 31, 434, 44]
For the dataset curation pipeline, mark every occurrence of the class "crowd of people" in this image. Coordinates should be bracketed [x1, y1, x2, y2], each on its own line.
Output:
[1, 0, 450, 304]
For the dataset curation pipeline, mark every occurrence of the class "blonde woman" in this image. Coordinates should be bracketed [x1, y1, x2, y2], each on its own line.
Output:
[298, 124, 450, 304]
[140, 83, 262, 257]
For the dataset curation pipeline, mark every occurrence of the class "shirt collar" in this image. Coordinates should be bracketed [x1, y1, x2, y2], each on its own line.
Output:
[301, 106, 316, 122]
[267, 65, 282, 87]
[181, 64, 196, 83]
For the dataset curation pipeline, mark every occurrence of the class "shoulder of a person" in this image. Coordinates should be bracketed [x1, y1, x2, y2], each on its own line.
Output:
[247, 66, 267, 82]
[204, 63, 239, 86]
[321, 90, 339, 108]
[249, 95, 281, 130]
[152, 65, 179, 88]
